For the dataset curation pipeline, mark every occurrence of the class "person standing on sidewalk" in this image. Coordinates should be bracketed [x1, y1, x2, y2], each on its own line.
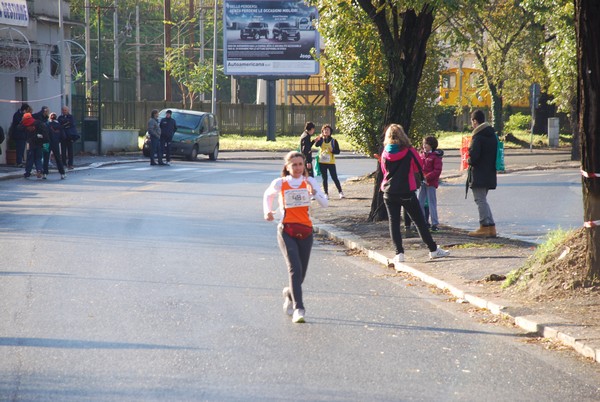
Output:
[418, 136, 444, 231]
[467, 109, 497, 238]
[159, 110, 177, 165]
[263, 151, 328, 323]
[315, 124, 344, 199]
[377, 124, 449, 268]
[147, 109, 164, 166]
[43, 112, 66, 180]
[9, 103, 31, 167]
[299, 121, 316, 177]
[19, 113, 48, 179]
[58, 106, 79, 170]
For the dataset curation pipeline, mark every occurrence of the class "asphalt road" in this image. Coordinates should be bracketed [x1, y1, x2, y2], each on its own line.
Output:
[1, 159, 599, 400]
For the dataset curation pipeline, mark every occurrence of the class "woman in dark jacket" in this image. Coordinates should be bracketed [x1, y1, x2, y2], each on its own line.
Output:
[467, 109, 498, 238]
[43, 113, 66, 179]
[378, 124, 449, 268]
[299, 121, 316, 177]
[19, 113, 48, 179]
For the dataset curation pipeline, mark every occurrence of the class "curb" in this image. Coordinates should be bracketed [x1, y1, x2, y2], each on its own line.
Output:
[313, 221, 600, 364]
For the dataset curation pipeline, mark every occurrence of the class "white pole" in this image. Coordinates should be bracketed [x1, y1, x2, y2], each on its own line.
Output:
[211, 0, 217, 115]
[85, 0, 92, 110]
[58, 0, 67, 106]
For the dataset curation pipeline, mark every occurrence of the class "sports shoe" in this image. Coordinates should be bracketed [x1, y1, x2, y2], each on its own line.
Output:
[282, 287, 293, 316]
[292, 309, 305, 323]
[42, 174, 47, 180]
[61, 174, 66, 180]
[429, 246, 450, 259]
[324, 194, 329, 200]
[392, 253, 405, 271]
[339, 192, 345, 199]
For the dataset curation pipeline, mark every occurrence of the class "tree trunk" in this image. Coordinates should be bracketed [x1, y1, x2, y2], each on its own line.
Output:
[569, 96, 580, 161]
[575, 0, 600, 276]
[356, 4, 434, 221]
[489, 83, 504, 135]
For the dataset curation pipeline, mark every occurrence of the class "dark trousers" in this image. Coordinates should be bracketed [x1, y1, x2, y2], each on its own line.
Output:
[25, 147, 43, 175]
[61, 139, 74, 167]
[150, 136, 162, 164]
[15, 139, 26, 165]
[383, 192, 437, 255]
[43, 141, 65, 175]
[319, 163, 342, 195]
[277, 226, 313, 310]
[160, 138, 171, 162]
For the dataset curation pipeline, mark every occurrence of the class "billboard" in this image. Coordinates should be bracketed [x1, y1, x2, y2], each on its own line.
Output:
[223, 0, 319, 76]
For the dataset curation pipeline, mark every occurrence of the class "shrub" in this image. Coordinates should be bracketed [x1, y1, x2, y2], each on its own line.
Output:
[505, 113, 531, 133]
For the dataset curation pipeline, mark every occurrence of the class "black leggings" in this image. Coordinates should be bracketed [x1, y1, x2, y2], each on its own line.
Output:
[319, 163, 342, 195]
[383, 192, 437, 255]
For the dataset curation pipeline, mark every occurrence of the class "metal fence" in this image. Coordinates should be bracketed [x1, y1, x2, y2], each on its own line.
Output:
[72, 96, 336, 138]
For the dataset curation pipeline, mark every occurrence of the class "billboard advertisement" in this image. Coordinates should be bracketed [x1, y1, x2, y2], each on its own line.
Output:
[223, 0, 319, 76]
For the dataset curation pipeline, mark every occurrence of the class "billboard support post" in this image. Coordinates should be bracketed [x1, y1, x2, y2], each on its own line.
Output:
[267, 79, 276, 141]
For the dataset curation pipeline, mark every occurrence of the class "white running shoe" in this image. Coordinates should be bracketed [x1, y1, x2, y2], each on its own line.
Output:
[61, 174, 66, 180]
[392, 254, 405, 271]
[339, 192, 345, 199]
[292, 309, 305, 323]
[429, 246, 450, 259]
[282, 287, 293, 316]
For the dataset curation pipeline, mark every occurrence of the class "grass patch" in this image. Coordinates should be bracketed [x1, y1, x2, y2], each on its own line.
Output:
[502, 228, 572, 288]
[220, 133, 358, 153]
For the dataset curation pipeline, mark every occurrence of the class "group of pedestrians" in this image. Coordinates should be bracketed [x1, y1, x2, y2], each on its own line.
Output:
[7, 103, 79, 180]
[147, 109, 177, 166]
[263, 110, 498, 324]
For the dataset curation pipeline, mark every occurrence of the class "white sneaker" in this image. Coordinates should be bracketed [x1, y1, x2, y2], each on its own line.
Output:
[61, 174, 66, 180]
[324, 194, 329, 200]
[339, 192, 345, 199]
[392, 254, 404, 271]
[292, 309, 305, 323]
[429, 246, 450, 259]
[282, 287, 293, 316]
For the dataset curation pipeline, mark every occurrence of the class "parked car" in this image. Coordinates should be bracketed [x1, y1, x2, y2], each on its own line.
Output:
[143, 109, 219, 161]
[240, 22, 269, 40]
[272, 22, 300, 41]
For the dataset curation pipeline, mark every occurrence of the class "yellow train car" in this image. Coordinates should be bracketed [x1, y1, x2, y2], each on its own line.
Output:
[439, 67, 491, 108]
[439, 67, 530, 108]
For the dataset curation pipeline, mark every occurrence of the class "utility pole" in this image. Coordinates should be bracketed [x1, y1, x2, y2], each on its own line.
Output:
[113, 0, 119, 101]
[135, 4, 141, 101]
[164, 0, 172, 101]
[85, 0, 92, 112]
[211, 0, 217, 115]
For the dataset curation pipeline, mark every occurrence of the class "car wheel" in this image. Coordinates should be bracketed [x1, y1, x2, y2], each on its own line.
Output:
[209, 144, 219, 161]
[188, 145, 198, 161]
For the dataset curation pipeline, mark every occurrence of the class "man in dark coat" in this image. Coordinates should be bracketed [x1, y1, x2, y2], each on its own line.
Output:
[159, 110, 177, 165]
[467, 109, 498, 238]
[58, 106, 78, 169]
[32, 106, 50, 123]
[299, 121, 316, 177]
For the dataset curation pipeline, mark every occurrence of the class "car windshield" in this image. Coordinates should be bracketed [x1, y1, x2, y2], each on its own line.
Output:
[160, 112, 202, 130]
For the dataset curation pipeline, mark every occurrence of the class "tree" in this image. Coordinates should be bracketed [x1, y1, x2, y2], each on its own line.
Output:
[164, 45, 218, 109]
[574, 0, 600, 274]
[316, 0, 435, 220]
[524, 0, 579, 160]
[442, 0, 535, 135]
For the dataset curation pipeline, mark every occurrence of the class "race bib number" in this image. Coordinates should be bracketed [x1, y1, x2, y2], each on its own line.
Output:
[283, 188, 311, 208]
[320, 151, 331, 163]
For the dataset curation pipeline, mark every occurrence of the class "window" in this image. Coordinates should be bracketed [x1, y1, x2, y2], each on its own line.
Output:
[442, 74, 456, 89]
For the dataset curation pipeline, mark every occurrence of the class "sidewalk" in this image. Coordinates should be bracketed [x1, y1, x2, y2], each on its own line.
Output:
[310, 147, 600, 364]
[3, 147, 596, 364]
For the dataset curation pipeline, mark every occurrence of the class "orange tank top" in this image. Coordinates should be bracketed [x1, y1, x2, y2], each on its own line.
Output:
[281, 178, 312, 227]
